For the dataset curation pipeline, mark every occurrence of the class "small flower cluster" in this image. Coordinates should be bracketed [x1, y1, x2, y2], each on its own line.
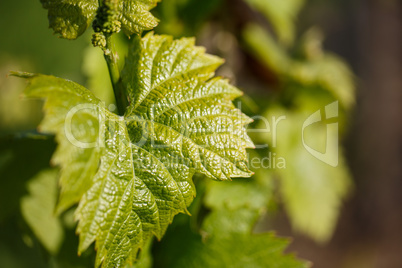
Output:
[91, 32, 107, 48]
[91, 0, 121, 50]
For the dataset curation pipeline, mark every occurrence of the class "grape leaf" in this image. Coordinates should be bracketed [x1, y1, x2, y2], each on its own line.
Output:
[14, 33, 253, 267]
[40, 0, 161, 39]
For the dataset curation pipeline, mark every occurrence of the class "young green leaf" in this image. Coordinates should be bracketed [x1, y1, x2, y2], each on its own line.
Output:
[118, 0, 162, 36]
[40, 0, 161, 39]
[14, 33, 253, 267]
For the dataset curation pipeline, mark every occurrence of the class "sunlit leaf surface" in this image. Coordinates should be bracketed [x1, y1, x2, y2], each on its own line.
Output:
[14, 33, 253, 267]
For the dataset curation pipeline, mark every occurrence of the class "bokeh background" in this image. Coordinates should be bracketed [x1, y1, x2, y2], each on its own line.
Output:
[0, 0, 401, 267]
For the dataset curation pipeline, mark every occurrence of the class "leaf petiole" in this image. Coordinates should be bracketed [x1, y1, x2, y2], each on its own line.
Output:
[103, 35, 127, 115]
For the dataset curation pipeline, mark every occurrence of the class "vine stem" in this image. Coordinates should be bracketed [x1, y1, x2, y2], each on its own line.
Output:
[104, 35, 127, 115]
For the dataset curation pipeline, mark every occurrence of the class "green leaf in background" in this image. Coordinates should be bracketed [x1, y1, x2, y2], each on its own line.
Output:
[243, 19, 354, 243]
[244, 0, 305, 45]
[260, 105, 351, 243]
[21, 168, 64, 254]
[197, 208, 309, 268]
[154, 208, 309, 268]
[243, 23, 354, 243]
[14, 32, 253, 267]
[40, 0, 161, 39]
[290, 55, 355, 110]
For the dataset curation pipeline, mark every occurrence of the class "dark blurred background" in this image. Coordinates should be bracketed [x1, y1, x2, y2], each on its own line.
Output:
[0, 0, 401, 267]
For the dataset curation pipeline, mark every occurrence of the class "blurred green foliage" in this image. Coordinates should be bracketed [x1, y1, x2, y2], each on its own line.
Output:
[244, 0, 305, 45]
[153, 206, 309, 268]
[238, 0, 354, 243]
[0, 135, 95, 268]
[153, 0, 223, 37]
[21, 168, 64, 254]
[0, 135, 55, 222]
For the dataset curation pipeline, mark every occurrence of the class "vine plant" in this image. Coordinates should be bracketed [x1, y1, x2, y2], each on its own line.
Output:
[12, 0, 255, 266]
[7, 0, 313, 267]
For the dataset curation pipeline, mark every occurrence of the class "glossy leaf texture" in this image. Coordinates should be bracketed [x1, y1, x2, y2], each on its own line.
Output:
[122, 33, 254, 181]
[13, 33, 253, 268]
[40, 0, 161, 39]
